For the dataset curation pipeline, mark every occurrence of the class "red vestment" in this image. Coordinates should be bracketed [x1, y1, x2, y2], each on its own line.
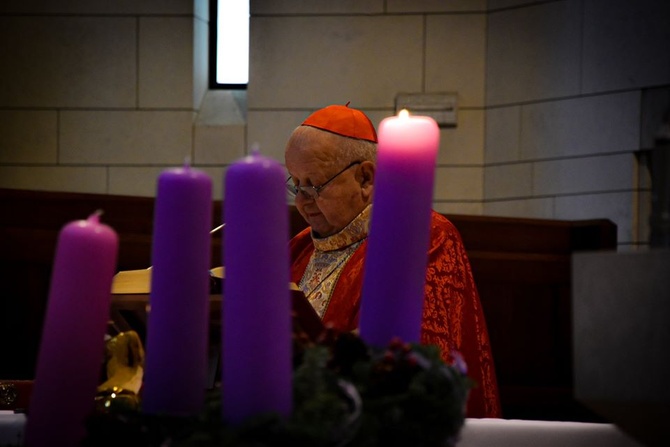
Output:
[289, 210, 501, 418]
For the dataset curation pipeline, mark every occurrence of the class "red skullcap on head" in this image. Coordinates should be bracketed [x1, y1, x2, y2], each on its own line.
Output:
[301, 103, 378, 143]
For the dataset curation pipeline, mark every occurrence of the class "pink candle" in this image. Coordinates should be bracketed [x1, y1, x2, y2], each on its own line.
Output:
[359, 110, 440, 346]
[222, 149, 292, 424]
[26, 212, 118, 447]
[142, 163, 213, 416]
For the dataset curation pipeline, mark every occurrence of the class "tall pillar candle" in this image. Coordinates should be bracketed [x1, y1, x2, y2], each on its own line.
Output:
[222, 149, 292, 424]
[359, 110, 440, 347]
[26, 212, 118, 447]
[142, 163, 213, 416]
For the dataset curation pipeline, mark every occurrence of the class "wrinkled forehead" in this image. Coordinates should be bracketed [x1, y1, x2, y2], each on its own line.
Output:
[285, 126, 341, 168]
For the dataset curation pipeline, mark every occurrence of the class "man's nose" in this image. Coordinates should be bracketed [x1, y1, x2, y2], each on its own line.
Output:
[296, 191, 316, 201]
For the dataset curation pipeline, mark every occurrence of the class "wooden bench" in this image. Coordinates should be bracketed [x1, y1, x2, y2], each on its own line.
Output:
[0, 188, 617, 421]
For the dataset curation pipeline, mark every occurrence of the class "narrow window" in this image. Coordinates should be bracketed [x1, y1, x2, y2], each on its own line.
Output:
[210, 0, 249, 89]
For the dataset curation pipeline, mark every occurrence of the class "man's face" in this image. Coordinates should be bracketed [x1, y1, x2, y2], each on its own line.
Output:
[285, 127, 370, 238]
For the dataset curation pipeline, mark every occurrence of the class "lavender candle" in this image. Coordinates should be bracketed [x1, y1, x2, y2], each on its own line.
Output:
[359, 110, 440, 346]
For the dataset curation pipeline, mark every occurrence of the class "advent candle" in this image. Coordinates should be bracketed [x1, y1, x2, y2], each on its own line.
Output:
[26, 212, 118, 447]
[359, 110, 440, 347]
[222, 148, 292, 424]
[142, 163, 213, 416]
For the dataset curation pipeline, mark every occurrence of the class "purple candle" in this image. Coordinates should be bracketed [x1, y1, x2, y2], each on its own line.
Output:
[142, 163, 213, 416]
[26, 212, 118, 447]
[359, 110, 440, 346]
[222, 149, 292, 424]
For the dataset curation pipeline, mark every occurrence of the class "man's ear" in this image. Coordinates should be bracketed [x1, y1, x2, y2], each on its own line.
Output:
[359, 161, 375, 200]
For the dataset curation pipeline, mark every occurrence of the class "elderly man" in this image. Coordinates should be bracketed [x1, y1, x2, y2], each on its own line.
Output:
[285, 104, 501, 418]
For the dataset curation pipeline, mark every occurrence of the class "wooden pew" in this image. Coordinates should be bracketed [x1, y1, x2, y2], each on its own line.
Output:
[0, 188, 617, 421]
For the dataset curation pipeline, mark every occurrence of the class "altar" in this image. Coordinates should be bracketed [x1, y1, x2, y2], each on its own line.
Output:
[0, 412, 643, 447]
[0, 185, 653, 446]
[0, 188, 618, 421]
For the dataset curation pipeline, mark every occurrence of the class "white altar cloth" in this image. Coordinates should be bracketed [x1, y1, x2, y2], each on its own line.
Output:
[0, 412, 645, 447]
[0, 411, 26, 446]
[458, 418, 643, 447]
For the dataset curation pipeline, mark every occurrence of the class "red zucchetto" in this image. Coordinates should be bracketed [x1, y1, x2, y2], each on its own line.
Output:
[301, 103, 378, 143]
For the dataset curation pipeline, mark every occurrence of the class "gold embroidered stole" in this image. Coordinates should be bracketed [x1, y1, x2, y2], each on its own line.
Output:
[299, 205, 371, 318]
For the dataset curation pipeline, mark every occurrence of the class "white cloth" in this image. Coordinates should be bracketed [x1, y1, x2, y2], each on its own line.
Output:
[0, 411, 26, 446]
[0, 413, 645, 447]
[458, 418, 643, 447]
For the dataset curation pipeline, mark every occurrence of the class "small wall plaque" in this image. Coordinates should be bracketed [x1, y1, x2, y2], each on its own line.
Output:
[395, 93, 458, 127]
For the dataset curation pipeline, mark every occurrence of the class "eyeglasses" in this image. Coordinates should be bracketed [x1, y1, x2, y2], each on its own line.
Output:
[286, 161, 362, 200]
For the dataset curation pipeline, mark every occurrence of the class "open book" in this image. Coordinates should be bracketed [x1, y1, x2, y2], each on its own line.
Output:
[110, 267, 323, 343]
[111, 267, 228, 295]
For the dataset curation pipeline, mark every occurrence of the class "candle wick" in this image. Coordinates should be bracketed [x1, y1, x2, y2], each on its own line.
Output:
[210, 223, 225, 234]
[183, 155, 192, 168]
[146, 223, 224, 270]
[88, 209, 104, 222]
[250, 143, 261, 155]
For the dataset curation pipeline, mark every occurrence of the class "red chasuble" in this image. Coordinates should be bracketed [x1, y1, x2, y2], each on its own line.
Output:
[289, 210, 501, 418]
